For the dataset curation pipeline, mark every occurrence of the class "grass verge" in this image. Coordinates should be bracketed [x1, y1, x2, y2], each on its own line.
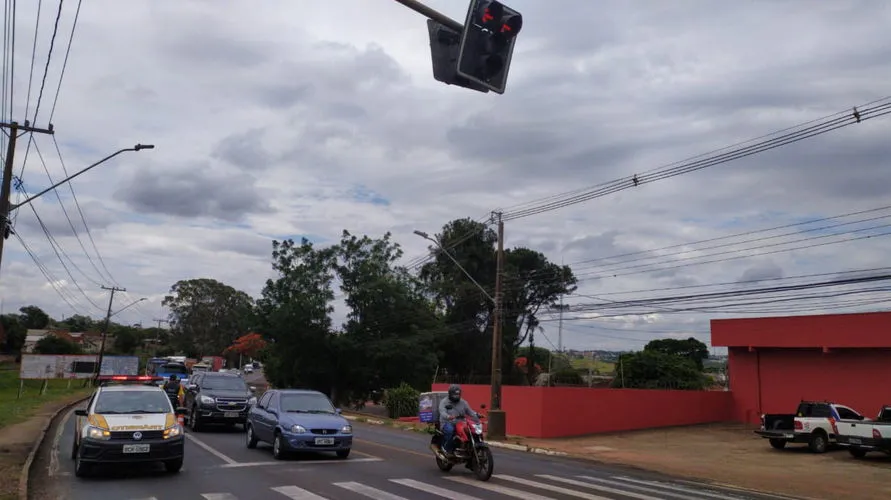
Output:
[0, 364, 92, 500]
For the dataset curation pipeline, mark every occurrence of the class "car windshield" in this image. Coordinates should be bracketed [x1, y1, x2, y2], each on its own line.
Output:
[281, 393, 336, 414]
[159, 364, 189, 375]
[203, 377, 248, 391]
[94, 390, 171, 414]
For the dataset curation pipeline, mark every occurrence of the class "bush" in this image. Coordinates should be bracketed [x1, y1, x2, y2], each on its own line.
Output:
[383, 382, 420, 419]
[551, 368, 584, 385]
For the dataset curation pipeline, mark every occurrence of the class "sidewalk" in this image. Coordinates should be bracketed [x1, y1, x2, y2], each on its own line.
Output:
[510, 423, 891, 500]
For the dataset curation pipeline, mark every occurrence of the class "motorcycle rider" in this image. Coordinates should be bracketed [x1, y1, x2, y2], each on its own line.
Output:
[162, 374, 184, 408]
[438, 384, 480, 457]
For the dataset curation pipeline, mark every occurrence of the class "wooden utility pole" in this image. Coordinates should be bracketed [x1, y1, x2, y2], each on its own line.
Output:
[154, 318, 169, 329]
[93, 285, 126, 383]
[0, 121, 55, 278]
[488, 211, 506, 440]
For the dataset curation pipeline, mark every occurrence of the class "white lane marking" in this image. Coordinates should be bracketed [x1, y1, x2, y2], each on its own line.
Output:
[184, 433, 238, 464]
[49, 407, 75, 477]
[219, 457, 382, 468]
[201, 494, 239, 500]
[538, 475, 665, 500]
[582, 475, 735, 499]
[390, 478, 483, 499]
[333, 481, 409, 500]
[271, 485, 330, 499]
[496, 475, 612, 500]
[444, 477, 556, 500]
[612, 477, 738, 499]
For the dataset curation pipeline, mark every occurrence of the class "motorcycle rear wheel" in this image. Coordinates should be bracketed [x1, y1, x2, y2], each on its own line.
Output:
[473, 447, 494, 481]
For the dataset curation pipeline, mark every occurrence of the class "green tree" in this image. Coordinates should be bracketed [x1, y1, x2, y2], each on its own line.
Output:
[34, 335, 82, 355]
[255, 238, 340, 398]
[644, 337, 709, 371]
[162, 278, 254, 358]
[1, 314, 27, 354]
[112, 327, 142, 355]
[19, 305, 50, 329]
[419, 218, 577, 383]
[334, 231, 440, 402]
[58, 314, 94, 332]
[612, 350, 709, 390]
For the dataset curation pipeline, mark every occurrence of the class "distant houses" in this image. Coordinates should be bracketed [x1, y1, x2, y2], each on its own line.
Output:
[22, 329, 112, 354]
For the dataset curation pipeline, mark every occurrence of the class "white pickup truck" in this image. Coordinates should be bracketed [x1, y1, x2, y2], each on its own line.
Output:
[835, 405, 891, 458]
[755, 400, 865, 453]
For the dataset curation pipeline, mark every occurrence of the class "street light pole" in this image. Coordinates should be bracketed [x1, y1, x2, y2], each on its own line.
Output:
[112, 297, 147, 317]
[0, 143, 155, 281]
[414, 216, 508, 440]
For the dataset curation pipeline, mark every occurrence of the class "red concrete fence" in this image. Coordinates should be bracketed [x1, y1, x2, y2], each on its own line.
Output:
[432, 383, 734, 438]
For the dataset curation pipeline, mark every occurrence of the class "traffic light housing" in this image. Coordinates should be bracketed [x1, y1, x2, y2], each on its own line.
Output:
[427, 20, 490, 94]
[456, 0, 523, 94]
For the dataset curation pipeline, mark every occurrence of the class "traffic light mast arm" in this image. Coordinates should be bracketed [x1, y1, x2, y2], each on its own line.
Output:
[393, 0, 463, 32]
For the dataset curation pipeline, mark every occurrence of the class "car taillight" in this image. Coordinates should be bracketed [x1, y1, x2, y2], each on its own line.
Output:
[873, 428, 882, 439]
[794, 420, 803, 430]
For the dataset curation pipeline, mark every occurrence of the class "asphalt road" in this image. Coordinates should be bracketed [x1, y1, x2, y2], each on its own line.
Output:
[33, 400, 803, 500]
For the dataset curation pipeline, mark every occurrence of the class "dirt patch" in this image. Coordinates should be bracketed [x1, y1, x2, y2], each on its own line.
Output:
[0, 393, 89, 500]
[514, 423, 891, 500]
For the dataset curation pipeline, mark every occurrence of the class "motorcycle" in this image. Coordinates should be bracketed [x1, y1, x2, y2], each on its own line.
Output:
[429, 403, 494, 481]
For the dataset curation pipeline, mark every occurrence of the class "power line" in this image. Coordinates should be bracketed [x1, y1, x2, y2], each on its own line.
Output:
[46, 0, 79, 123]
[501, 99, 891, 221]
[30, 0, 63, 125]
[12, 230, 85, 314]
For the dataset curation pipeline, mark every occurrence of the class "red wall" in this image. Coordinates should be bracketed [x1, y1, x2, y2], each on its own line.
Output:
[728, 347, 891, 424]
[712, 311, 891, 348]
[432, 384, 733, 438]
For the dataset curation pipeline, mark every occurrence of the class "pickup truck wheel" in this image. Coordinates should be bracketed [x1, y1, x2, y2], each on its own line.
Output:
[808, 431, 828, 453]
[768, 438, 787, 449]
[848, 448, 867, 458]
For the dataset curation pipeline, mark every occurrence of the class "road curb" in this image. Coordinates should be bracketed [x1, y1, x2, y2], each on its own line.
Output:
[486, 440, 569, 456]
[18, 395, 90, 500]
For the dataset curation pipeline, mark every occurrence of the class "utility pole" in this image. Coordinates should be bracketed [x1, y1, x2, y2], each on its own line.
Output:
[94, 285, 125, 383]
[154, 318, 169, 329]
[558, 260, 565, 352]
[0, 121, 55, 278]
[488, 211, 506, 440]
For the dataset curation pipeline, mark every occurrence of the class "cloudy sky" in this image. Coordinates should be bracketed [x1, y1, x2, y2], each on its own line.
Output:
[1, 0, 889, 352]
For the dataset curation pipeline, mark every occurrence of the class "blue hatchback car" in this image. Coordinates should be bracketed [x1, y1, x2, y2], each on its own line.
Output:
[245, 389, 353, 459]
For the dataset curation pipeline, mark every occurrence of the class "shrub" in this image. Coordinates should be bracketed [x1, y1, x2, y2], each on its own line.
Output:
[383, 382, 420, 419]
[552, 368, 584, 385]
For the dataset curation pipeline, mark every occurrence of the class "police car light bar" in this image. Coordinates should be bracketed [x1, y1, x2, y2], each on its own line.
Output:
[97, 375, 163, 385]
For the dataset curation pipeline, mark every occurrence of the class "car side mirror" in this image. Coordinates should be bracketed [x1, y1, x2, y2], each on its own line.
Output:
[175, 407, 188, 415]
[335, 408, 342, 414]
[249, 386, 256, 392]
[74, 409, 87, 416]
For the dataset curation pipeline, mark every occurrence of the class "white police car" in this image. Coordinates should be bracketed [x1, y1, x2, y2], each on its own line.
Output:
[71, 375, 186, 477]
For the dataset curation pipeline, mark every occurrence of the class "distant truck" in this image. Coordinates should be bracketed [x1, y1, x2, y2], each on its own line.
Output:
[201, 356, 224, 372]
[835, 405, 891, 458]
[754, 400, 865, 453]
[190, 363, 211, 374]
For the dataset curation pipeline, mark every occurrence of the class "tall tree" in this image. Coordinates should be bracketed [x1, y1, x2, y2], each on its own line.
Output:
[612, 349, 709, 390]
[644, 337, 710, 371]
[162, 278, 254, 358]
[255, 239, 340, 397]
[0, 314, 26, 354]
[58, 314, 94, 332]
[19, 305, 50, 329]
[334, 231, 440, 401]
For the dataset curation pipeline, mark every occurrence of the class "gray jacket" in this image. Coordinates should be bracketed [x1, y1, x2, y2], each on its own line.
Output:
[438, 397, 480, 426]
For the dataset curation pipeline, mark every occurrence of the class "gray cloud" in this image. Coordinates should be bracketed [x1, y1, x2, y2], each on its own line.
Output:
[738, 263, 785, 283]
[114, 164, 272, 221]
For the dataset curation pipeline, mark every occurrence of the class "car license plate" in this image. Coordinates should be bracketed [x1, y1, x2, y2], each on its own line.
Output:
[224, 412, 239, 418]
[314, 437, 335, 446]
[122, 444, 150, 454]
[849, 438, 862, 444]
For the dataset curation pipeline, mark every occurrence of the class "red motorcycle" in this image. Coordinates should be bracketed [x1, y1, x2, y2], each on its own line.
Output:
[429, 403, 494, 481]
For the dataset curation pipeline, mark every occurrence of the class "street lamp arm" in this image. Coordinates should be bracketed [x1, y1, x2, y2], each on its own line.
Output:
[111, 297, 147, 317]
[10, 144, 155, 211]
[414, 229, 496, 304]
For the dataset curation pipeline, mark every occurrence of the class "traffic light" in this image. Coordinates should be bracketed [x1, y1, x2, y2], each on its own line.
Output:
[456, 0, 523, 94]
[427, 20, 490, 94]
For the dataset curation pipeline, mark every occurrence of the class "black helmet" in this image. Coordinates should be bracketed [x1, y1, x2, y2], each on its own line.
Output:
[447, 384, 461, 403]
[169, 374, 178, 381]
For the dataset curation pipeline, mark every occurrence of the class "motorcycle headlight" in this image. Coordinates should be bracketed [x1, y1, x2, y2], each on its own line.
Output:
[199, 395, 215, 405]
[85, 426, 110, 440]
[290, 424, 307, 434]
[472, 423, 483, 434]
[340, 425, 352, 435]
[164, 424, 183, 439]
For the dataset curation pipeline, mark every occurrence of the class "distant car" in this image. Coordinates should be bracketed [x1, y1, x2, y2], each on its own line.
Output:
[182, 371, 256, 431]
[243, 365, 254, 374]
[71, 375, 186, 477]
[245, 389, 352, 460]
